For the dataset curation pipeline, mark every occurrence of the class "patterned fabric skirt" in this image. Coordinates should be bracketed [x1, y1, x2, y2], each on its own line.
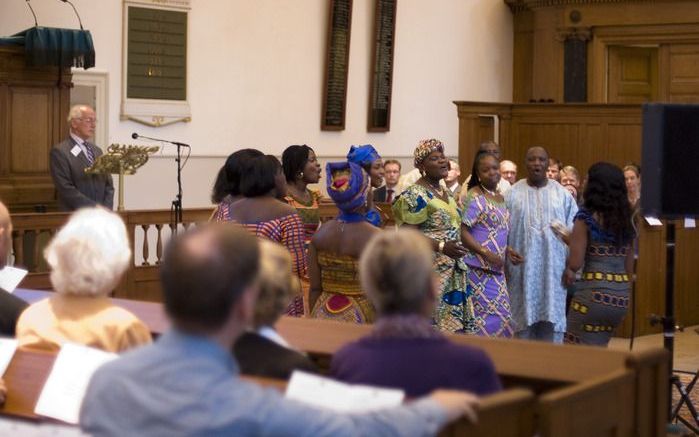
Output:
[434, 256, 476, 334]
[285, 294, 305, 317]
[564, 285, 630, 346]
[467, 268, 513, 338]
[311, 293, 375, 323]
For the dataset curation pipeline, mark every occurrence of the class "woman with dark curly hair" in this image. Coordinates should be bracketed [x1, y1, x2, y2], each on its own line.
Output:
[563, 162, 635, 346]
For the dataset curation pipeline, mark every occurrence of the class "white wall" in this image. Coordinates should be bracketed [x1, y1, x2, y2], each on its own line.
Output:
[1, 0, 513, 209]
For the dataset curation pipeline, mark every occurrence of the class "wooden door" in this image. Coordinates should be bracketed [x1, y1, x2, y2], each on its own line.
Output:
[608, 46, 659, 103]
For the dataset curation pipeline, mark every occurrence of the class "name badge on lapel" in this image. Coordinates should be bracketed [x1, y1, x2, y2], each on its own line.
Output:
[70, 145, 82, 157]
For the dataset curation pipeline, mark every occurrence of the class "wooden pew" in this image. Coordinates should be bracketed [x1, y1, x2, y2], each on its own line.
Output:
[10, 289, 668, 436]
[0, 349, 535, 437]
[276, 316, 667, 437]
[537, 369, 635, 437]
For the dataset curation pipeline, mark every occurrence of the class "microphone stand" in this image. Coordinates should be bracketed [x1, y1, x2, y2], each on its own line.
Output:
[132, 134, 189, 235]
[172, 143, 183, 236]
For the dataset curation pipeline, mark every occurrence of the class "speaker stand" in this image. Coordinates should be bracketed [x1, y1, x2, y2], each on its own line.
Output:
[649, 222, 699, 433]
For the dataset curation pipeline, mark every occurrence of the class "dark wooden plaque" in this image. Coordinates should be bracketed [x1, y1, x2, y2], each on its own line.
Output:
[564, 37, 587, 103]
[127, 6, 187, 101]
[368, 0, 396, 131]
[321, 0, 353, 130]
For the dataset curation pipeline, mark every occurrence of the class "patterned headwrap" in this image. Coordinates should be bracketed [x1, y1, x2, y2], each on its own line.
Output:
[346, 144, 381, 168]
[413, 138, 445, 168]
[326, 161, 369, 213]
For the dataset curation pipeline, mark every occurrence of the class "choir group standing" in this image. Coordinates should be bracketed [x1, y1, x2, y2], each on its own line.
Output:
[210, 138, 636, 347]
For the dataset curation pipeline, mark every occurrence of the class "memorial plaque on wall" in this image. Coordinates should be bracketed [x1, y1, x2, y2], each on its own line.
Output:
[368, 0, 396, 131]
[321, 0, 353, 131]
[121, 0, 191, 127]
[127, 7, 187, 100]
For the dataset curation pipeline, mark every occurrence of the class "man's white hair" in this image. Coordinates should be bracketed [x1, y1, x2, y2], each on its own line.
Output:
[45, 207, 131, 296]
[67, 105, 91, 122]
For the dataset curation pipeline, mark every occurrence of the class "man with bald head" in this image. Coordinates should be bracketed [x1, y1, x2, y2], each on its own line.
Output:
[81, 224, 480, 436]
[504, 146, 577, 343]
[0, 201, 29, 335]
[499, 160, 517, 185]
[50, 105, 114, 211]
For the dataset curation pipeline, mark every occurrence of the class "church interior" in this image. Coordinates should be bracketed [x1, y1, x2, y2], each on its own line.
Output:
[1, 0, 699, 435]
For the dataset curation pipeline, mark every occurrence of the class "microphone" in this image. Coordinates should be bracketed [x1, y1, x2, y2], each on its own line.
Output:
[26, 0, 38, 27]
[131, 133, 190, 148]
[59, 0, 84, 30]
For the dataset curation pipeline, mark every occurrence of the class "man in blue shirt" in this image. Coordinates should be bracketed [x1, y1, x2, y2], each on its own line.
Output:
[80, 224, 479, 436]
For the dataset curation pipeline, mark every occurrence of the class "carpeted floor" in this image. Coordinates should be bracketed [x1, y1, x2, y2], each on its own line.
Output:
[672, 372, 699, 433]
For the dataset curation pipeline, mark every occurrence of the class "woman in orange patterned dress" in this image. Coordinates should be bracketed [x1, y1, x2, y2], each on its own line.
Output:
[282, 145, 323, 246]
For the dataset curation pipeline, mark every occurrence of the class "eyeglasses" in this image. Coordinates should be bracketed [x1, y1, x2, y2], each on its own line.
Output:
[77, 117, 97, 124]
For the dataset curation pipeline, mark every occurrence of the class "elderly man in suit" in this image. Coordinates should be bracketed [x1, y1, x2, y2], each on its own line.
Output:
[50, 105, 114, 211]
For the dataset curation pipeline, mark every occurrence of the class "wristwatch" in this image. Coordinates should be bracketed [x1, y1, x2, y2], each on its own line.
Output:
[438, 241, 446, 253]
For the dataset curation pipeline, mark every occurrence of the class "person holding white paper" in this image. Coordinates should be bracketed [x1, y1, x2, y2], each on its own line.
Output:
[0, 201, 28, 336]
[81, 224, 480, 436]
[16, 208, 151, 353]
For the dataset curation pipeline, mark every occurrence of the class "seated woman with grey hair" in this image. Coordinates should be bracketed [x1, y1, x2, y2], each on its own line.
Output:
[16, 208, 152, 352]
[233, 240, 317, 379]
[330, 229, 501, 397]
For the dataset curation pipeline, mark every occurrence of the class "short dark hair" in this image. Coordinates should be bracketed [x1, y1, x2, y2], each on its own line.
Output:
[160, 224, 260, 332]
[282, 145, 313, 183]
[383, 159, 401, 170]
[239, 155, 282, 197]
[548, 157, 562, 170]
[211, 149, 264, 203]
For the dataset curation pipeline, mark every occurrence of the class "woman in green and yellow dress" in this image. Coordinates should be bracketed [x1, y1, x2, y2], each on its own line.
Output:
[392, 139, 474, 334]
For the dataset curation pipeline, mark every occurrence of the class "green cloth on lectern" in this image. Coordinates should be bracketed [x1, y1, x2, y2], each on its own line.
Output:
[0, 27, 95, 69]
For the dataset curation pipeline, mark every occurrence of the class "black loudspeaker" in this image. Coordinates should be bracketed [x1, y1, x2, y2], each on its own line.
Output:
[641, 103, 699, 218]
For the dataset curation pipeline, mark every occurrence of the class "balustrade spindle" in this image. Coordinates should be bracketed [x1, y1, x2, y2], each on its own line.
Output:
[141, 224, 151, 266]
[13, 230, 25, 267]
[155, 224, 163, 264]
[31, 230, 41, 273]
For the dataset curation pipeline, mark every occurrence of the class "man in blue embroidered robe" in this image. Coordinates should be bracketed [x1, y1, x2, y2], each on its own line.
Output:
[505, 146, 578, 343]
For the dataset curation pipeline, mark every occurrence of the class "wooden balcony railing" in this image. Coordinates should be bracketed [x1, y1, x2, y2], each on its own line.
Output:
[11, 208, 214, 301]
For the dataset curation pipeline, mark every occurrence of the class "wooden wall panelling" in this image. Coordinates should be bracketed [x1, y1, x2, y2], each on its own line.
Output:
[667, 43, 699, 103]
[512, 11, 534, 102]
[606, 122, 642, 166]
[10, 87, 51, 175]
[0, 46, 71, 212]
[509, 1, 699, 104]
[531, 7, 564, 102]
[562, 2, 699, 29]
[607, 46, 658, 104]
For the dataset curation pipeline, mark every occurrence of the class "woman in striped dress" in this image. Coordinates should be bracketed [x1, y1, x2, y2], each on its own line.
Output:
[223, 154, 307, 316]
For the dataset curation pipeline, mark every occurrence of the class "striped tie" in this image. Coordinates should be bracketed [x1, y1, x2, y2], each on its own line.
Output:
[84, 143, 95, 165]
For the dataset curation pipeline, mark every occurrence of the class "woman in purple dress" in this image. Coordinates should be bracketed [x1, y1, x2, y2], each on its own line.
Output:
[460, 151, 523, 337]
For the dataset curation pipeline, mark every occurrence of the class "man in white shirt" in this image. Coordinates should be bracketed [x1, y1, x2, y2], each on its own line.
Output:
[49, 105, 114, 211]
